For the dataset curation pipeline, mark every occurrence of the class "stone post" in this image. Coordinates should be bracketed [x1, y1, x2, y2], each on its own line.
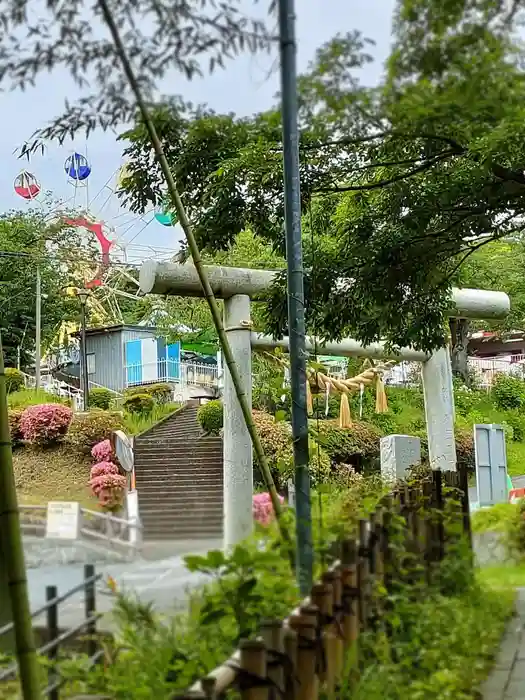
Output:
[380, 434, 422, 482]
[421, 347, 457, 471]
[223, 294, 253, 549]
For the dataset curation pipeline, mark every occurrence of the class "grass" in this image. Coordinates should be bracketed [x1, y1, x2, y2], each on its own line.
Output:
[471, 502, 518, 533]
[505, 441, 525, 476]
[122, 402, 180, 435]
[12, 443, 96, 509]
[7, 388, 70, 409]
[477, 563, 525, 591]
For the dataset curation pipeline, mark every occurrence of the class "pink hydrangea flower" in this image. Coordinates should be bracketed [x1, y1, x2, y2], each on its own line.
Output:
[91, 439, 113, 463]
[253, 492, 284, 526]
[20, 404, 72, 446]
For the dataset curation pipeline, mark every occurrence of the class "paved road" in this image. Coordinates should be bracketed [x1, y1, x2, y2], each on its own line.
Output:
[27, 539, 221, 630]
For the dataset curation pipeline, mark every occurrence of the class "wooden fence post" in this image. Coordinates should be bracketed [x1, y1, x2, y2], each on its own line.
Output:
[433, 470, 445, 562]
[260, 619, 284, 700]
[83, 565, 97, 659]
[201, 676, 217, 700]
[46, 585, 59, 700]
[283, 627, 298, 700]
[357, 520, 369, 629]
[340, 541, 359, 653]
[239, 639, 268, 700]
[421, 481, 433, 583]
[311, 583, 336, 697]
[322, 570, 343, 686]
[458, 465, 472, 549]
[289, 613, 318, 700]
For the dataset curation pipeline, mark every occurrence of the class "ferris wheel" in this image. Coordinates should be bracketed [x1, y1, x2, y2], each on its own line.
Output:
[13, 152, 179, 328]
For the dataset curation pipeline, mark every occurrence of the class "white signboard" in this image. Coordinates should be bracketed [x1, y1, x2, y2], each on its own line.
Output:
[112, 430, 134, 473]
[45, 501, 81, 540]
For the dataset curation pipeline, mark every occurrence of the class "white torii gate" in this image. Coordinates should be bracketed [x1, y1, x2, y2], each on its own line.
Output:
[139, 261, 510, 549]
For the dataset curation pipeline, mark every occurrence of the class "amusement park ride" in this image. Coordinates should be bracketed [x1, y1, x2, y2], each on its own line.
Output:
[13, 153, 178, 333]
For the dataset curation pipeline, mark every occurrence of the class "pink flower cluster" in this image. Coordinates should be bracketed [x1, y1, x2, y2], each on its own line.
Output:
[89, 458, 126, 512]
[91, 439, 114, 462]
[90, 460, 119, 484]
[20, 404, 72, 446]
[253, 492, 284, 526]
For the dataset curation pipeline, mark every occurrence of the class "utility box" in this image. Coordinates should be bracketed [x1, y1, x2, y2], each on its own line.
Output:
[474, 424, 508, 507]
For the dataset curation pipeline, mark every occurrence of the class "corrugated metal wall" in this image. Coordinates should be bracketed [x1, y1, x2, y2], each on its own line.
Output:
[85, 328, 158, 392]
[86, 331, 124, 392]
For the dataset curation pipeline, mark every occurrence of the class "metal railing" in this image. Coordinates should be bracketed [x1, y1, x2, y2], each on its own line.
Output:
[0, 564, 102, 698]
[19, 504, 142, 553]
[124, 360, 219, 389]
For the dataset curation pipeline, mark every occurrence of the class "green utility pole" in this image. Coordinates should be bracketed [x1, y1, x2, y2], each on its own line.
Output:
[277, 0, 313, 594]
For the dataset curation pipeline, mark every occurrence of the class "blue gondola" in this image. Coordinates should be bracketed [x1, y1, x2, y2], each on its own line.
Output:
[65, 153, 91, 182]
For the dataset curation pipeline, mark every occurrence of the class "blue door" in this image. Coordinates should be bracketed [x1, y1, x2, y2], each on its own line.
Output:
[167, 342, 181, 380]
[125, 340, 142, 385]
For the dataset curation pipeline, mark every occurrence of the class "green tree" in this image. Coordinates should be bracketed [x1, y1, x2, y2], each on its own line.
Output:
[0, 211, 90, 369]
[119, 2, 525, 353]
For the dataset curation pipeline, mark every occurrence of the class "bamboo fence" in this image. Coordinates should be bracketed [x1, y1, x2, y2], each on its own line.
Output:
[173, 468, 471, 700]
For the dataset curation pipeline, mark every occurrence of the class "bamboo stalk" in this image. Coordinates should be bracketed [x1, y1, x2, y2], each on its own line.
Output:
[0, 334, 41, 699]
[96, 0, 290, 547]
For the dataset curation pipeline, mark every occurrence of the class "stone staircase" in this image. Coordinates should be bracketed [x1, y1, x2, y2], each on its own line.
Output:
[134, 402, 223, 540]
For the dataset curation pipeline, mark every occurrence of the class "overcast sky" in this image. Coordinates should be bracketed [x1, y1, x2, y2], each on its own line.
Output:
[1, 0, 394, 254]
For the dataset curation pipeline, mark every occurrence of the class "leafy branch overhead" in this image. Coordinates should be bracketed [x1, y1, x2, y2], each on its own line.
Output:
[120, 1, 525, 352]
[1, 0, 277, 151]
[3, 0, 525, 353]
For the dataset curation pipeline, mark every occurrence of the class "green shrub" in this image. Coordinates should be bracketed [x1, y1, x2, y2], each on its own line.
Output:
[147, 383, 172, 404]
[197, 400, 224, 435]
[123, 403, 180, 436]
[492, 374, 525, 410]
[313, 420, 382, 471]
[8, 408, 24, 446]
[67, 410, 125, 451]
[472, 502, 517, 534]
[505, 498, 525, 559]
[5, 367, 24, 393]
[89, 387, 114, 410]
[123, 393, 154, 415]
[124, 383, 172, 404]
[503, 411, 525, 442]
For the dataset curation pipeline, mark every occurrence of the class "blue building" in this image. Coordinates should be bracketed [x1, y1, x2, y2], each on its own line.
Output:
[77, 324, 181, 393]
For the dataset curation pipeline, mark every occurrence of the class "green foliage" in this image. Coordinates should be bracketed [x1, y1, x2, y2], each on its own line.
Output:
[313, 421, 382, 472]
[59, 533, 298, 696]
[8, 408, 24, 446]
[123, 393, 154, 415]
[116, 1, 525, 353]
[146, 383, 172, 404]
[67, 410, 125, 451]
[124, 383, 172, 405]
[4, 367, 24, 393]
[0, 211, 96, 367]
[472, 503, 518, 534]
[492, 375, 525, 411]
[7, 388, 68, 409]
[344, 584, 512, 700]
[122, 403, 179, 436]
[197, 400, 223, 435]
[88, 387, 114, 410]
[504, 499, 525, 561]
